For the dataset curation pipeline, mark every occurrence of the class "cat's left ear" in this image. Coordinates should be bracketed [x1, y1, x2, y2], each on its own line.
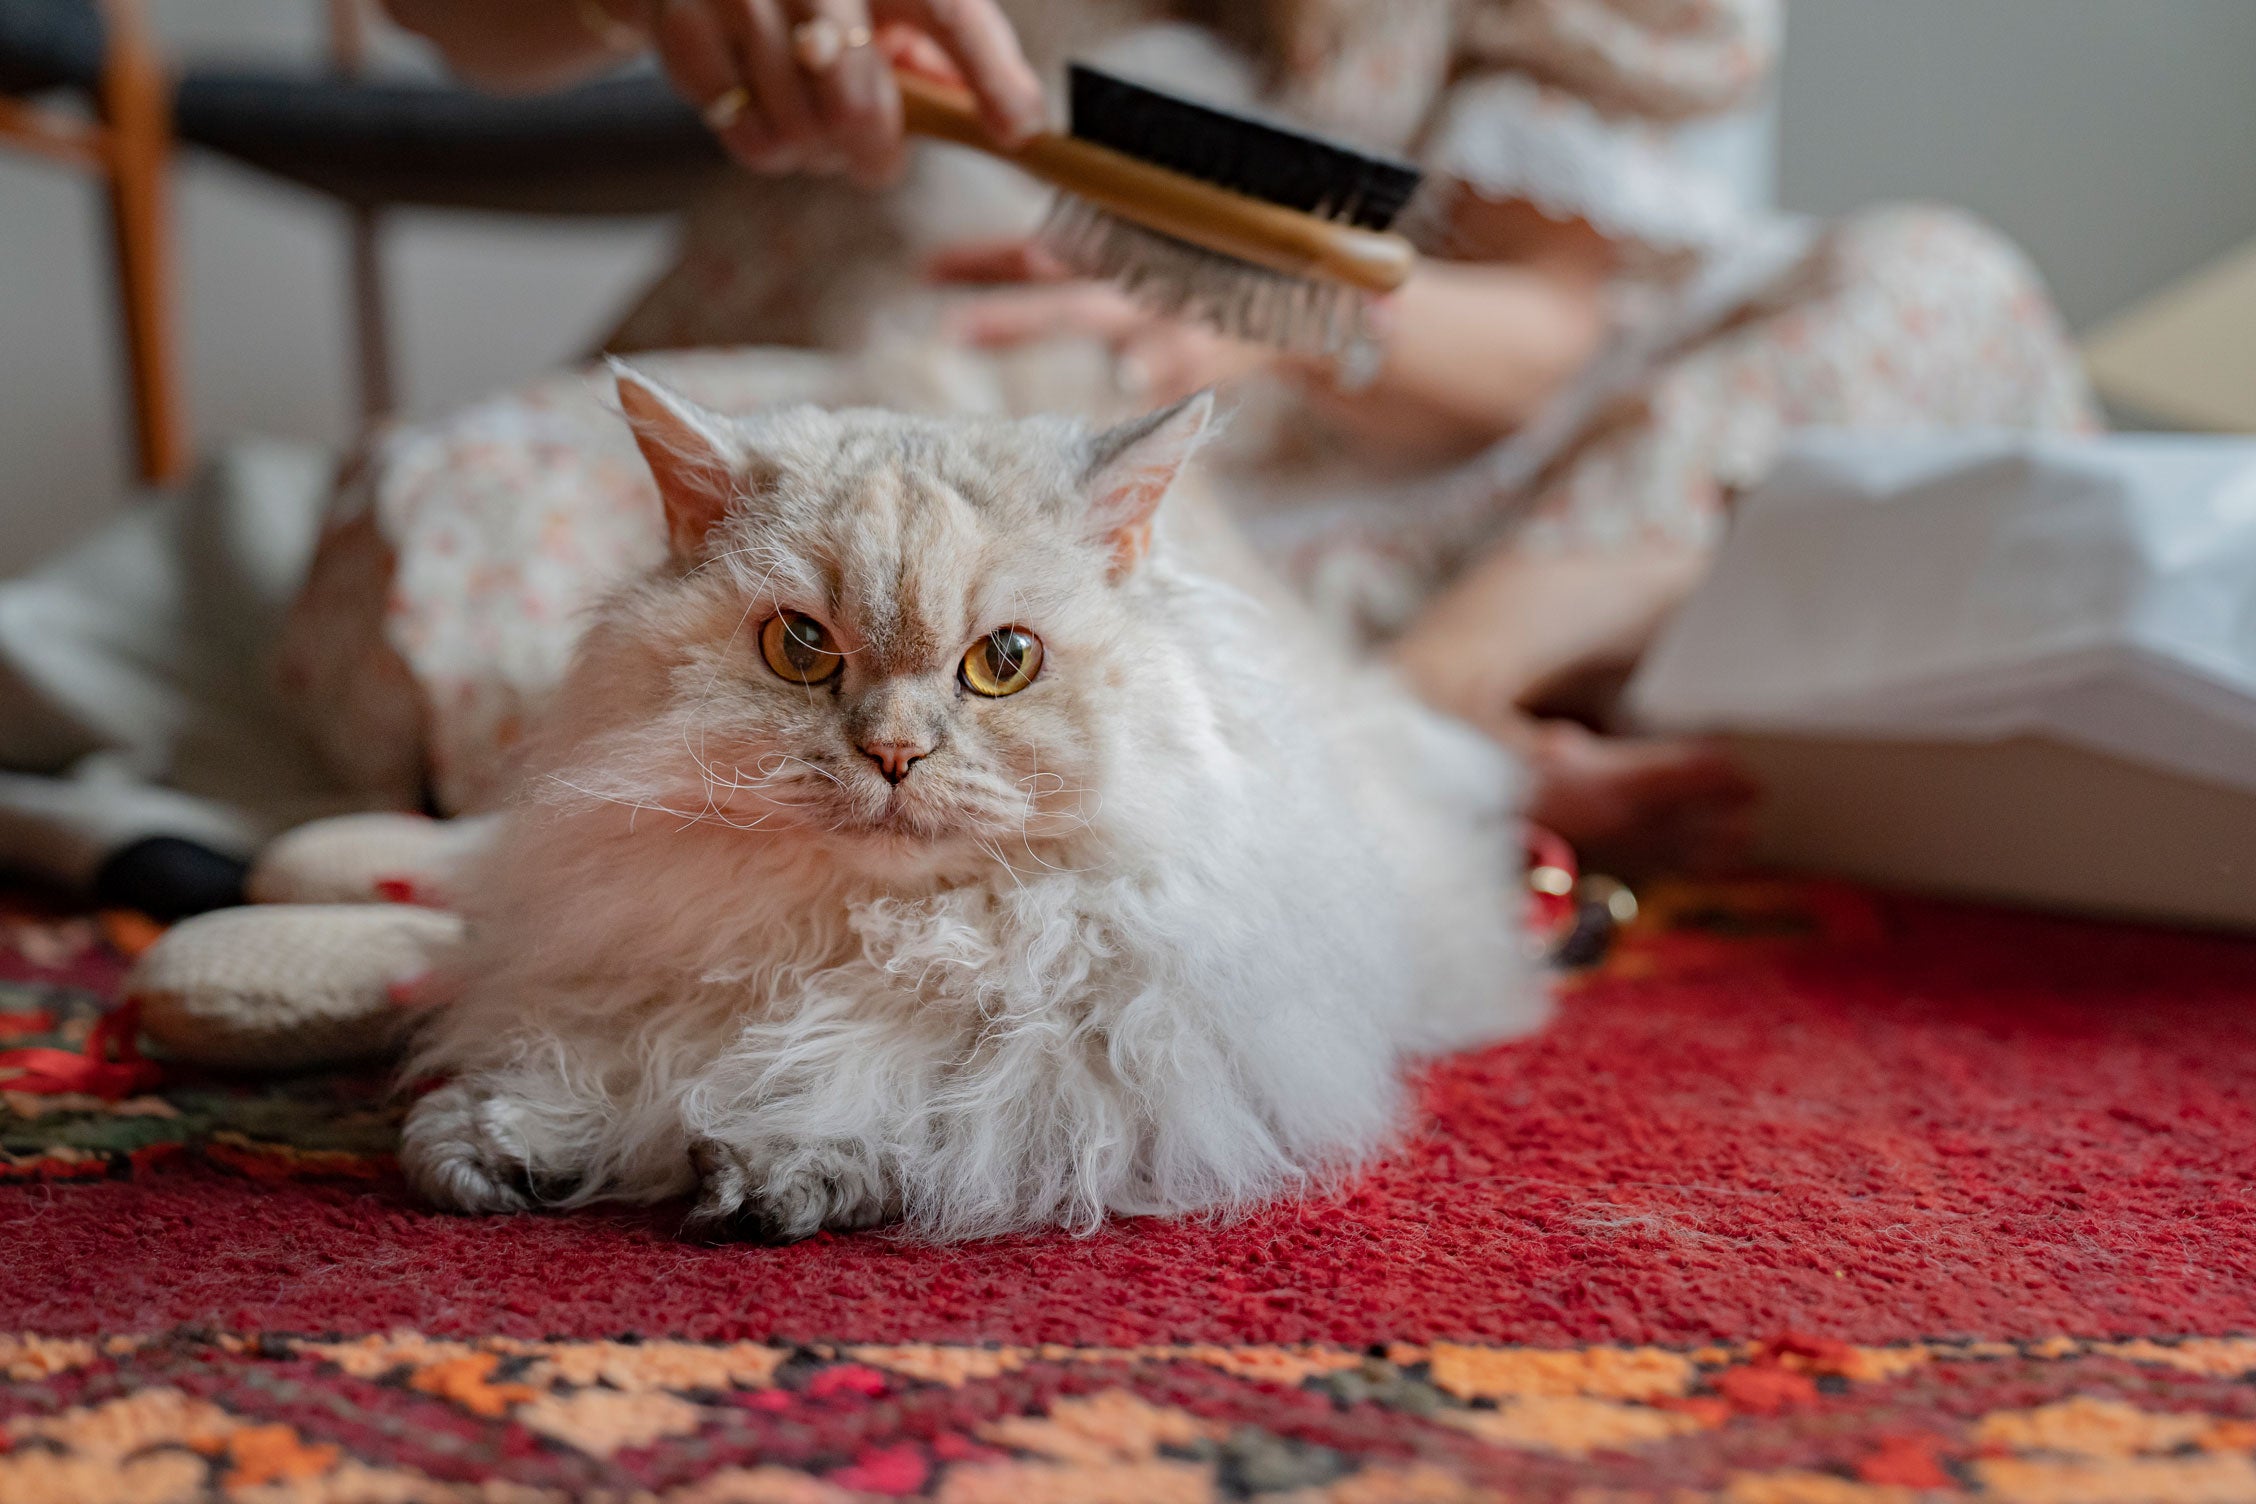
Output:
[1081, 391, 1213, 577]
[612, 361, 745, 558]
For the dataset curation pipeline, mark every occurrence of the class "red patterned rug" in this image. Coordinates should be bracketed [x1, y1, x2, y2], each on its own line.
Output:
[3, 880, 2254, 1502]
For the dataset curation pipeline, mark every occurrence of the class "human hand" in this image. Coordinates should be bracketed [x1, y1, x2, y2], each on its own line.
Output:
[927, 238, 1275, 402]
[616, 0, 1046, 184]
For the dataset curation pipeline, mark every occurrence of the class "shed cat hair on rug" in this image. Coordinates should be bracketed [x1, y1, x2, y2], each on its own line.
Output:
[400, 367, 1546, 1240]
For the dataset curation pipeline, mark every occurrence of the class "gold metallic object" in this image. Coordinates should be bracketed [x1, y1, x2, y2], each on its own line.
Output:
[701, 86, 751, 130]
[1577, 874, 1640, 927]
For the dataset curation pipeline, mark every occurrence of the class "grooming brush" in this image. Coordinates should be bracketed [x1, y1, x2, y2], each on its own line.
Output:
[898, 63, 1423, 353]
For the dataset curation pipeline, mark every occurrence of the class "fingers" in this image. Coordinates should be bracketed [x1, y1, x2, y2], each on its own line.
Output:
[665, 0, 1039, 179]
[1113, 329, 1212, 405]
[653, 0, 790, 169]
[941, 282, 1260, 403]
[1521, 724, 1762, 866]
[921, 237, 1071, 286]
[945, 284, 1148, 350]
[1117, 325, 1268, 401]
[1613, 738, 1761, 808]
[877, 23, 959, 85]
[882, 0, 1044, 144]
[718, 0, 823, 170]
[792, 0, 905, 185]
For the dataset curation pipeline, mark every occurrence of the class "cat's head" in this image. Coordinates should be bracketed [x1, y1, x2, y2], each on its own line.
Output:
[563, 365, 1216, 870]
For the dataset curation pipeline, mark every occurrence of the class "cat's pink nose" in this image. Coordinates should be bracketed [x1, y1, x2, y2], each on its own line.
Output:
[859, 740, 929, 785]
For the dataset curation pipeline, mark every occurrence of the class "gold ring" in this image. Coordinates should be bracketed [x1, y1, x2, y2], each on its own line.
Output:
[702, 86, 751, 130]
[791, 17, 872, 73]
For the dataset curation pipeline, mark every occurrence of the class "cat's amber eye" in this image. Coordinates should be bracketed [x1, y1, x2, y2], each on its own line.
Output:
[760, 611, 844, 685]
[961, 626, 1043, 697]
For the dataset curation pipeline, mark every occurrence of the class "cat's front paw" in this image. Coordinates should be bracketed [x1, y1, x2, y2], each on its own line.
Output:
[684, 1136, 894, 1244]
[401, 1081, 573, 1213]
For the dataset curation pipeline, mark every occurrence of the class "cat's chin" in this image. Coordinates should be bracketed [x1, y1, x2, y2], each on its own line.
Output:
[804, 817, 1013, 888]
[813, 788, 993, 857]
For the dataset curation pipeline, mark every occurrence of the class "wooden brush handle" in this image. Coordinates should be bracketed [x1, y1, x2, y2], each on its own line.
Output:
[896, 71, 1414, 295]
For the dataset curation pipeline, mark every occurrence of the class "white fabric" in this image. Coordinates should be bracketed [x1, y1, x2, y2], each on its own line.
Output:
[130, 903, 464, 1071]
[1669, 96, 1778, 213]
[0, 443, 351, 882]
[1428, 74, 1759, 256]
[1628, 432, 2256, 795]
[249, 812, 501, 906]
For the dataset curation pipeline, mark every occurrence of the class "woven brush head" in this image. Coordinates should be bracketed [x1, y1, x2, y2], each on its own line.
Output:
[1046, 64, 1424, 355]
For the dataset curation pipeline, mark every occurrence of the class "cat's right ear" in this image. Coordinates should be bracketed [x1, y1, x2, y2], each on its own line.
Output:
[612, 362, 742, 557]
[1081, 391, 1214, 578]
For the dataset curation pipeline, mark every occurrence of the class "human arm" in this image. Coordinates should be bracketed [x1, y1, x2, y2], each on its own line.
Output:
[1299, 195, 1615, 461]
[935, 191, 1615, 461]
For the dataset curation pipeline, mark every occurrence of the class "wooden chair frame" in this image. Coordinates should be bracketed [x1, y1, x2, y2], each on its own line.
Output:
[3, 1, 703, 484]
[0, 0, 185, 485]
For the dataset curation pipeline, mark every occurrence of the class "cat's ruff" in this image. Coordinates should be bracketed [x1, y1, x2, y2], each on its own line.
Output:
[237, 369, 1546, 1239]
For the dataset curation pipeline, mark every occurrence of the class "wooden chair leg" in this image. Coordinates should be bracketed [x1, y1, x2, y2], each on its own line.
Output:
[348, 204, 397, 430]
[98, 0, 189, 486]
[330, 0, 396, 435]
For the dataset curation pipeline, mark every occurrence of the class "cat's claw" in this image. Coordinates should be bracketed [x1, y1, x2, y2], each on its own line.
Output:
[684, 1136, 893, 1244]
[401, 1081, 545, 1214]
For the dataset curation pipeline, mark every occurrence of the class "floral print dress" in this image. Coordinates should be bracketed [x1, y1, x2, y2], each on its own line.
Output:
[281, 0, 2097, 816]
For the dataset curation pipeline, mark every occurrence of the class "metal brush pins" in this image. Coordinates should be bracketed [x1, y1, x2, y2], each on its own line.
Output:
[1037, 196, 1372, 357]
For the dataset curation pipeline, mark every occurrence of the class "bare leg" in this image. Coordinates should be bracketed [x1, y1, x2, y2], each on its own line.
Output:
[1390, 541, 1756, 871]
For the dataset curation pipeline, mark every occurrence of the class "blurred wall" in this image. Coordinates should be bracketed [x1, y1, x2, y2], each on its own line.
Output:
[1777, 0, 2256, 333]
[0, 156, 670, 569]
[5, 0, 2256, 572]
[0, 2, 671, 570]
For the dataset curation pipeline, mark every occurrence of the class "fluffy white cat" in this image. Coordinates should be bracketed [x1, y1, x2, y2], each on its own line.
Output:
[400, 366, 1546, 1241]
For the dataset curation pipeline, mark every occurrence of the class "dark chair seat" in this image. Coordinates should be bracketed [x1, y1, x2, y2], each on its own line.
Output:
[1, 0, 726, 214]
[0, 0, 101, 96]
[174, 71, 724, 214]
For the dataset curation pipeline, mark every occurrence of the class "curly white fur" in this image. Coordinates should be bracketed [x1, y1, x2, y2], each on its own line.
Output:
[400, 372, 1545, 1241]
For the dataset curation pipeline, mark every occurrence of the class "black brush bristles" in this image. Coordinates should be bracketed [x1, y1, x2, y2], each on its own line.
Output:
[1066, 64, 1421, 231]
[1040, 63, 1423, 355]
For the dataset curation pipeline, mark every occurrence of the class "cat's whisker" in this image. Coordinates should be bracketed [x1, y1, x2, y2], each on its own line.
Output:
[1008, 790, 1102, 870]
[756, 753, 847, 791]
[693, 540, 785, 579]
[543, 773, 736, 830]
[679, 723, 753, 797]
[973, 836, 1029, 891]
[705, 539, 818, 604]
[547, 756, 803, 836]
[1000, 750, 1102, 866]
[1008, 831, 1097, 875]
[688, 777, 784, 831]
[687, 557, 791, 715]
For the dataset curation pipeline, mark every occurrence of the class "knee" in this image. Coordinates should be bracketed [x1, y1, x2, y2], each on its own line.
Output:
[1823, 203, 2096, 430]
[1833, 204, 2048, 314]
